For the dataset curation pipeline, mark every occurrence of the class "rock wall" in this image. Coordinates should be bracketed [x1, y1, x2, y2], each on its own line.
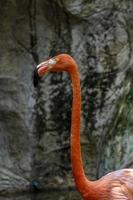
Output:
[0, 0, 133, 195]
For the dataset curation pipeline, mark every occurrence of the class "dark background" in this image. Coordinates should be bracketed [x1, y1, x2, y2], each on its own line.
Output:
[0, 0, 133, 199]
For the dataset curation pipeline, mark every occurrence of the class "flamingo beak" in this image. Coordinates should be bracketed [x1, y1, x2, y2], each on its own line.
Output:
[33, 62, 49, 87]
[37, 64, 49, 76]
[33, 58, 57, 87]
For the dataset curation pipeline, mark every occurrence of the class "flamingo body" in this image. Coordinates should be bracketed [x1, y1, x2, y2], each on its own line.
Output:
[35, 54, 133, 200]
[83, 169, 133, 200]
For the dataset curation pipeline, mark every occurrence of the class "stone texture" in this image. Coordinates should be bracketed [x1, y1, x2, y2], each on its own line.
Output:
[0, 0, 133, 197]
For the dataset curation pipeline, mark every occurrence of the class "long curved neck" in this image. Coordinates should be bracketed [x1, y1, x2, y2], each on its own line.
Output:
[69, 63, 92, 195]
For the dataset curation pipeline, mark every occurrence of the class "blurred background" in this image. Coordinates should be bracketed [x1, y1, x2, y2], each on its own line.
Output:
[0, 0, 133, 199]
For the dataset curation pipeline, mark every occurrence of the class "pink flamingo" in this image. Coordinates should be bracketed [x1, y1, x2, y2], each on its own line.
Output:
[34, 53, 133, 200]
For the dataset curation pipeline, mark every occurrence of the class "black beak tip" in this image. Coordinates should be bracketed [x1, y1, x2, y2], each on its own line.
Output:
[33, 69, 40, 87]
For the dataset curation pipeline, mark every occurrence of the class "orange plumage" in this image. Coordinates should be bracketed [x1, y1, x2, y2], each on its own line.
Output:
[36, 54, 133, 200]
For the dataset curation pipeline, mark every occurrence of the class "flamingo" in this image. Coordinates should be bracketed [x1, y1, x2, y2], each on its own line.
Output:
[34, 53, 133, 200]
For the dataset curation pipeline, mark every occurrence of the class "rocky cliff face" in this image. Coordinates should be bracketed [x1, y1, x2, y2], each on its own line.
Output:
[0, 0, 133, 196]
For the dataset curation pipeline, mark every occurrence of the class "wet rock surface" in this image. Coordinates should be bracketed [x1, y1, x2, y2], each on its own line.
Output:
[0, 0, 133, 197]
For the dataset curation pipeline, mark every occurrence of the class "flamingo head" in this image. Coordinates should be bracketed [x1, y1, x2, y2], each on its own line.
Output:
[33, 54, 74, 87]
[37, 54, 74, 75]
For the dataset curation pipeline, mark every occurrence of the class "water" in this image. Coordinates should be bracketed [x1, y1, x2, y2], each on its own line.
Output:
[0, 191, 82, 200]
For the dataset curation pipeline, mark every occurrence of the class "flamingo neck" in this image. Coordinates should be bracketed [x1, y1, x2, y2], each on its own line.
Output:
[69, 64, 92, 195]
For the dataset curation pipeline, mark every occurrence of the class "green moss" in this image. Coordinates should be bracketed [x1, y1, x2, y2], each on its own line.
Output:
[99, 70, 133, 172]
[108, 71, 133, 138]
